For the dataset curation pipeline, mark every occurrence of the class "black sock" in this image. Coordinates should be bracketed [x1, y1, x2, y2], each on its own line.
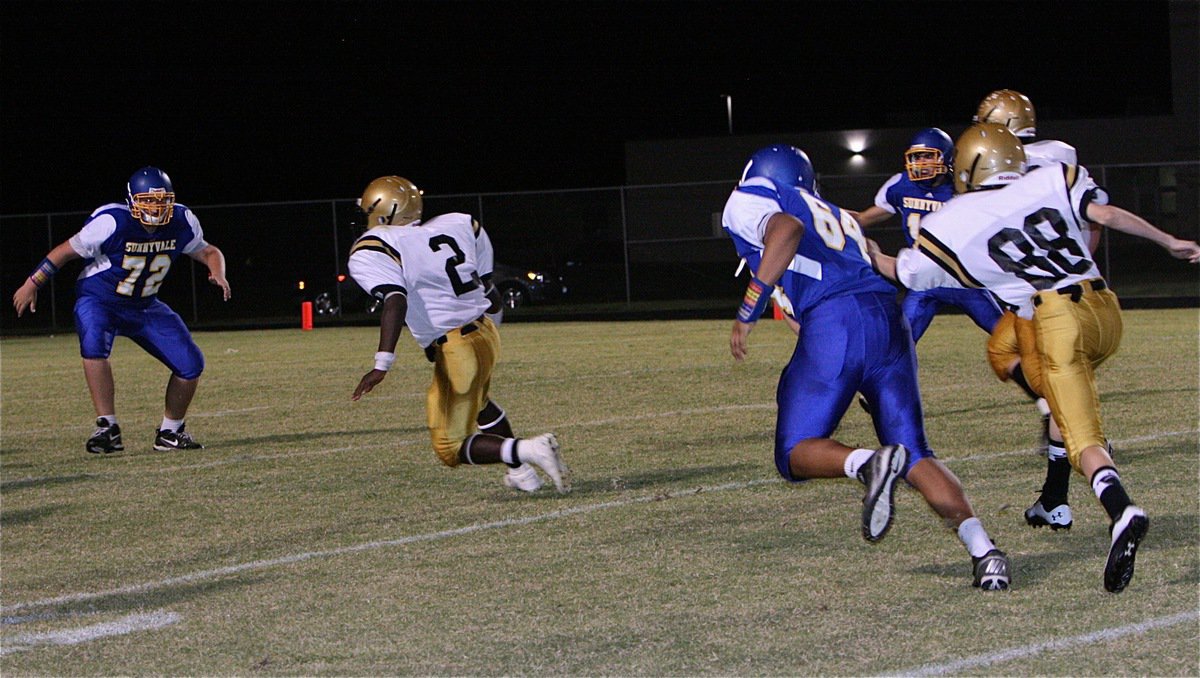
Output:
[1091, 466, 1132, 522]
[477, 400, 515, 438]
[1039, 456, 1072, 506]
[1010, 365, 1040, 402]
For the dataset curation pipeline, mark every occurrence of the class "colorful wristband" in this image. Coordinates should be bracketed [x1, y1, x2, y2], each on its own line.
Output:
[29, 258, 58, 288]
[736, 276, 773, 323]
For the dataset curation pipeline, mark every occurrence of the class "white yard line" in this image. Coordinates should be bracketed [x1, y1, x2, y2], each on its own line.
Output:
[2, 427, 1196, 668]
[888, 609, 1199, 676]
[0, 610, 181, 656]
[7, 406, 271, 435]
[555, 403, 772, 429]
[2, 427, 1194, 613]
[0, 479, 777, 615]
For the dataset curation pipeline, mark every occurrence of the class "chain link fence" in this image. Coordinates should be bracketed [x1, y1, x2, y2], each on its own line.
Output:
[3, 162, 1196, 332]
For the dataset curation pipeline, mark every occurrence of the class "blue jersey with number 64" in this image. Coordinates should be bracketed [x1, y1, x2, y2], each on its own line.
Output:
[722, 177, 895, 318]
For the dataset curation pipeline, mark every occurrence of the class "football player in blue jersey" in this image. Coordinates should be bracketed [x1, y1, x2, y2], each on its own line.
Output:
[725, 145, 1009, 590]
[853, 126, 1053, 469]
[12, 167, 231, 453]
[849, 128, 1005, 342]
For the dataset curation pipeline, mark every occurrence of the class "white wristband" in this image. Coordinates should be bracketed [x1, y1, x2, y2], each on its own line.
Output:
[374, 351, 396, 371]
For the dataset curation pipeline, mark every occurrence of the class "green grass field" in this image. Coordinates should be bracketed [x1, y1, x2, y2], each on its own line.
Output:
[2, 311, 1198, 675]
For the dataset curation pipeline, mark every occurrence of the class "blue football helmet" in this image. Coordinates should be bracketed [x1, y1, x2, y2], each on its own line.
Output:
[904, 128, 954, 186]
[127, 166, 175, 226]
[740, 145, 817, 194]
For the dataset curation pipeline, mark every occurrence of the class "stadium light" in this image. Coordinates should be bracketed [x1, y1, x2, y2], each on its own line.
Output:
[844, 130, 871, 154]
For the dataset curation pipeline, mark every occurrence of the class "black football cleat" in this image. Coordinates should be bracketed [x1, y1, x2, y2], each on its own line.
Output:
[972, 549, 1011, 591]
[858, 444, 908, 543]
[153, 424, 205, 451]
[86, 418, 124, 454]
[1104, 506, 1148, 593]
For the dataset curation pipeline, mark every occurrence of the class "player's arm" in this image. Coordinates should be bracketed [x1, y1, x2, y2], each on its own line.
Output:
[1084, 202, 1200, 263]
[188, 244, 231, 301]
[473, 221, 503, 325]
[352, 292, 408, 401]
[348, 245, 409, 401]
[12, 240, 81, 316]
[866, 238, 898, 281]
[869, 239, 959, 291]
[847, 205, 892, 229]
[730, 212, 802, 361]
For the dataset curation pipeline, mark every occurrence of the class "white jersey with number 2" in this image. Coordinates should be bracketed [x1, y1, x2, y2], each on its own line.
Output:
[348, 213, 494, 347]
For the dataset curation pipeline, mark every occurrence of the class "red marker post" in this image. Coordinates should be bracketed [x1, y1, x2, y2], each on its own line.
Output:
[301, 301, 314, 331]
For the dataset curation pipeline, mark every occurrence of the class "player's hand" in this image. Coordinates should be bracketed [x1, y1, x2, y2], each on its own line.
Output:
[1166, 238, 1200, 264]
[12, 281, 37, 317]
[208, 273, 232, 301]
[730, 320, 754, 361]
[352, 369, 387, 401]
[865, 238, 882, 259]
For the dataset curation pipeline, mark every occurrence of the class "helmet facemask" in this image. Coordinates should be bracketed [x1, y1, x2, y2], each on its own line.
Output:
[129, 188, 175, 226]
[904, 147, 948, 184]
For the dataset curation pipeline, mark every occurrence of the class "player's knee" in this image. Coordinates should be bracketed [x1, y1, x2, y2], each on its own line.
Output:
[986, 347, 1017, 382]
[174, 355, 205, 380]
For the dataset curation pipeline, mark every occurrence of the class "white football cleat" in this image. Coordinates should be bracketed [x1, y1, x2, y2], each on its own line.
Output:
[519, 433, 570, 493]
[503, 464, 543, 493]
[1025, 500, 1073, 530]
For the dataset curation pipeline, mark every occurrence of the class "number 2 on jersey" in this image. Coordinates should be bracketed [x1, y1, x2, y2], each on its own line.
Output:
[428, 235, 480, 296]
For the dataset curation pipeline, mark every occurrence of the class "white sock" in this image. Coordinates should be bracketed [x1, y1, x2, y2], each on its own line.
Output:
[1036, 398, 1051, 416]
[160, 417, 184, 433]
[957, 517, 997, 559]
[98, 415, 118, 427]
[1047, 442, 1067, 461]
[500, 438, 518, 465]
[843, 448, 874, 479]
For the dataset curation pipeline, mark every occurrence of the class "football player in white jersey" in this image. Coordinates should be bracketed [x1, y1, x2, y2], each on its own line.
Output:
[974, 89, 1103, 528]
[347, 176, 569, 494]
[870, 123, 1200, 593]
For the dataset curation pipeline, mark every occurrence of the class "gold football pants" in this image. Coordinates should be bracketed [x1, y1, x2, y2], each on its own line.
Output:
[1030, 282, 1123, 471]
[987, 310, 1042, 391]
[426, 317, 500, 466]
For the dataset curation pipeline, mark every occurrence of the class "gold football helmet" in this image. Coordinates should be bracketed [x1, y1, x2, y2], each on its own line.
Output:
[953, 123, 1028, 193]
[973, 89, 1036, 139]
[358, 176, 423, 227]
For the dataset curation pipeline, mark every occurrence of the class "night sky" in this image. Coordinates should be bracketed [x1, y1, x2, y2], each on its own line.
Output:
[1, 1, 1174, 215]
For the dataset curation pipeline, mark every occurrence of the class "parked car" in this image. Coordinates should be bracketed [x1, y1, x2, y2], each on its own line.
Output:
[311, 263, 566, 317]
[492, 262, 568, 310]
